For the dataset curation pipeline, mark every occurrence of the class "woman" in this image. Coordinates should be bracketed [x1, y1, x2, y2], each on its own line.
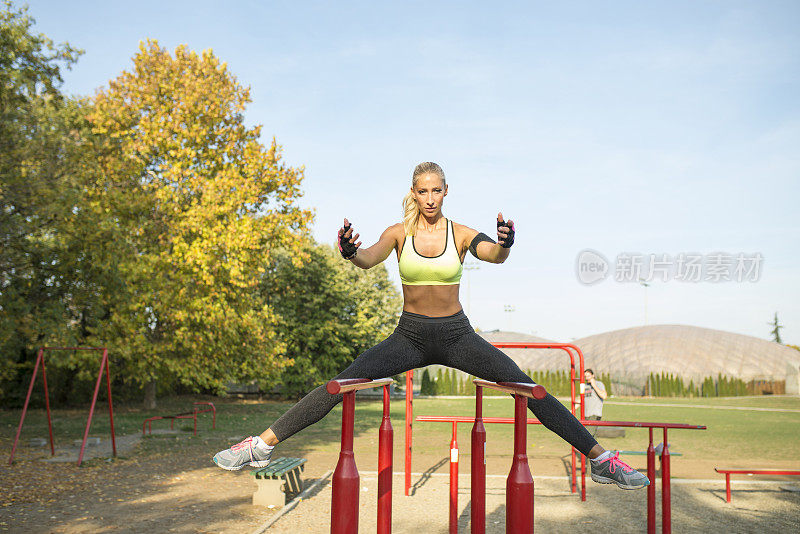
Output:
[213, 162, 648, 490]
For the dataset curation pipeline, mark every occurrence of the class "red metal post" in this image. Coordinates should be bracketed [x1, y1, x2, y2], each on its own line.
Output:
[647, 428, 656, 534]
[507, 394, 534, 534]
[103, 350, 116, 457]
[39, 351, 55, 456]
[405, 370, 413, 496]
[471, 386, 486, 534]
[569, 357, 576, 495]
[725, 474, 731, 503]
[450, 421, 458, 534]
[661, 428, 671, 534]
[331, 391, 359, 534]
[378, 385, 393, 534]
[573, 346, 587, 502]
[8, 349, 44, 465]
[78, 349, 110, 467]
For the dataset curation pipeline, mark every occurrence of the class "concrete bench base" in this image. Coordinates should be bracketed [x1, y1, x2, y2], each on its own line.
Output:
[252, 457, 306, 507]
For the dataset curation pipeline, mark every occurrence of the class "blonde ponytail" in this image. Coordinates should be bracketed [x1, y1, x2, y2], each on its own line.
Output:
[403, 162, 446, 236]
[403, 189, 420, 236]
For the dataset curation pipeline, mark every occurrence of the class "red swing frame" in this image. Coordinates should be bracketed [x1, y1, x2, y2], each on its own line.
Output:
[8, 347, 116, 467]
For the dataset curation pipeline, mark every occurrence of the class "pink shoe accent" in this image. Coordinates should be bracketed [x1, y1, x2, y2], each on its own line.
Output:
[231, 436, 255, 463]
[597, 452, 635, 474]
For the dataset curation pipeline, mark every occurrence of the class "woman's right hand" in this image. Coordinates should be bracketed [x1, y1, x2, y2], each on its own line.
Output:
[337, 218, 361, 259]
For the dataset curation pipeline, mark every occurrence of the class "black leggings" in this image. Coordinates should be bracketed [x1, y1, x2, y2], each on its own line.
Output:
[271, 310, 599, 456]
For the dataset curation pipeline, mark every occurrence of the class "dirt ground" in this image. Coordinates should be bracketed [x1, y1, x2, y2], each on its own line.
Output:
[1, 433, 799, 533]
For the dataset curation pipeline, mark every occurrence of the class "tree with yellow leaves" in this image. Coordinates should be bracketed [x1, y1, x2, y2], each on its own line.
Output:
[84, 40, 312, 405]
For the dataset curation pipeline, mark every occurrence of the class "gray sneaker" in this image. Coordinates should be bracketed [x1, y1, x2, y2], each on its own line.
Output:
[213, 436, 273, 471]
[590, 452, 650, 490]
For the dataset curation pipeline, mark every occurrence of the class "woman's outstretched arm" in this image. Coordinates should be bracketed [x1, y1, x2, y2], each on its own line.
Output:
[337, 218, 402, 269]
[456, 212, 515, 264]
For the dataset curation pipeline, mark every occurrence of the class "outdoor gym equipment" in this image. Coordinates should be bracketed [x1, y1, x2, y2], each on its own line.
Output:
[8, 347, 116, 467]
[328, 377, 394, 534]
[714, 468, 800, 503]
[142, 401, 216, 435]
[404, 342, 588, 499]
[417, 413, 706, 534]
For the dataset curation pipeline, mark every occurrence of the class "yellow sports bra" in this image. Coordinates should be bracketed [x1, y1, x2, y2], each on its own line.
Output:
[399, 219, 463, 285]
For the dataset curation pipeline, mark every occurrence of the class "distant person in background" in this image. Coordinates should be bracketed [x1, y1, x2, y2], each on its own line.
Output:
[584, 368, 607, 436]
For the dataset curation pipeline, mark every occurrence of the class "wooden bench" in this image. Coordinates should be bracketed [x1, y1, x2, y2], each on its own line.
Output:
[251, 457, 307, 507]
[715, 468, 800, 503]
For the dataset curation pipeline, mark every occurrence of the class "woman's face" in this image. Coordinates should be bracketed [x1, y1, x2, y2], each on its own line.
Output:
[412, 173, 448, 218]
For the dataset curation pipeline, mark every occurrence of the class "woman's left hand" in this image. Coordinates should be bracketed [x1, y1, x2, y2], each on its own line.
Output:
[496, 212, 515, 248]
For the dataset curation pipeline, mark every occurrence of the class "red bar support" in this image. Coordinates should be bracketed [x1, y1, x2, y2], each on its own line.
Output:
[506, 394, 534, 534]
[725, 474, 731, 503]
[378, 385, 393, 534]
[331, 391, 359, 534]
[471, 386, 486, 534]
[450, 421, 458, 534]
[661, 428, 671, 534]
[405, 370, 413, 497]
[647, 428, 656, 534]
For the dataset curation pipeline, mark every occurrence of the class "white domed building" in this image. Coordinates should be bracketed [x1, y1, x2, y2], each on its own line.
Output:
[477, 325, 800, 396]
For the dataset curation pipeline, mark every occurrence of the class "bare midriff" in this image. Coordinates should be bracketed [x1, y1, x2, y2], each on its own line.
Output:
[401, 284, 463, 317]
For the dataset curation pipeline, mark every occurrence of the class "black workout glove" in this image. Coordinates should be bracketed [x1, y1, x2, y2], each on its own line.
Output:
[497, 218, 515, 248]
[337, 223, 359, 260]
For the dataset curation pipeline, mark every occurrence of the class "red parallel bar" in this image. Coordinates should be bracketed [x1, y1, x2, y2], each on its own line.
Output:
[474, 380, 547, 399]
[416, 416, 707, 431]
[378, 385, 393, 534]
[450, 421, 458, 534]
[647, 428, 656, 534]
[714, 469, 800, 475]
[405, 370, 413, 497]
[471, 385, 486, 534]
[507, 394, 534, 534]
[331, 390, 359, 534]
[713, 469, 800, 503]
[327, 377, 393, 395]
[661, 428, 671, 534]
[327, 378, 394, 534]
[8, 349, 44, 465]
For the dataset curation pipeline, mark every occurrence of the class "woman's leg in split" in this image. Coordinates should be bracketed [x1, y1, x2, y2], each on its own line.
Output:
[265, 330, 424, 444]
[213, 330, 423, 470]
[444, 331, 601, 458]
[443, 329, 649, 489]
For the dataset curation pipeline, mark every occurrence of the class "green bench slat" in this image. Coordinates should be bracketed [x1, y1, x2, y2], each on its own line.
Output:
[252, 457, 307, 479]
[615, 450, 683, 457]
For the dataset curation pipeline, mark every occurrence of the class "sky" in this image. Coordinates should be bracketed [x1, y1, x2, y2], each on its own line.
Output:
[26, 1, 800, 344]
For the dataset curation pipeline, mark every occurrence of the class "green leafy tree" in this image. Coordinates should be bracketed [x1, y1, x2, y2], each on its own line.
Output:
[82, 40, 313, 405]
[262, 242, 401, 397]
[769, 312, 783, 344]
[0, 1, 85, 400]
[421, 369, 434, 396]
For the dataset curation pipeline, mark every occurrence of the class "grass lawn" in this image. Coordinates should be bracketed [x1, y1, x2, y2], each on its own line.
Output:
[2, 394, 799, 478]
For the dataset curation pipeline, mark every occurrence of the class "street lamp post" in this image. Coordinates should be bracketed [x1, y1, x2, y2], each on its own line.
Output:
[504, 304, 516, 332]
[639, 279, 650, 325]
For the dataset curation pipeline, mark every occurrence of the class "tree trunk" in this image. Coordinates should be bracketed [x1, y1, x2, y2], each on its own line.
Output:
[144, 379, 157, 409]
